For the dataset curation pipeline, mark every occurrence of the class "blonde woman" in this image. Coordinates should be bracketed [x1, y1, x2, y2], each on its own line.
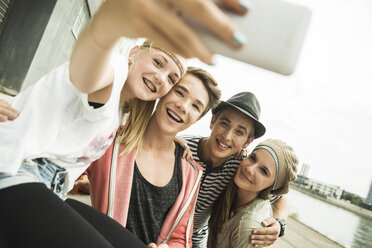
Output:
[0, 0, 249, 246]
[0, 1, 187, 247]
[208, 139, 298, 248]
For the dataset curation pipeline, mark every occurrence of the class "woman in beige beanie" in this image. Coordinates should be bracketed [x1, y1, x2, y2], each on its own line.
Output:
[208, 139, 298, 248]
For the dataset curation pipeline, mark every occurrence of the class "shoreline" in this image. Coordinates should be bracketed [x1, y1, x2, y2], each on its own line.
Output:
[291, 184, 372, 221]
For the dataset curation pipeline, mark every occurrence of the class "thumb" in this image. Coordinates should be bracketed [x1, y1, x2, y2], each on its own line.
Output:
[261, 217, 276, 227]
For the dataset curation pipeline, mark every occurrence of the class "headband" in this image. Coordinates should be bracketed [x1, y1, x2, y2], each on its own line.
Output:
[254, 145, 279, 190]
[141, 41, 184, 76]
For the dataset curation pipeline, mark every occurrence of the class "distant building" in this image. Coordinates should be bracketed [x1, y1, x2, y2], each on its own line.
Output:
[300, 163, 310, 177]
[365, 179, 372, 205]
[294, 175, 343, 199]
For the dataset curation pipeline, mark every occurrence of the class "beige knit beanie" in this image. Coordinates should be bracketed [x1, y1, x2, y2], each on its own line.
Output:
[254, 139, 298, 199]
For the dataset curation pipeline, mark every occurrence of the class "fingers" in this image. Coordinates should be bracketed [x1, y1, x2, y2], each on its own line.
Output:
[250, 232, 278, 247]
[72, 175, 91, 194]
[253, 220, 280, 236]
[142, 1, 213, 63]
[147, 243, 157, 248]
[261, 217, 277, 227]
[0, 99, 19, 121]
[174, 137, 194, 159]
[219, 0, 250, 15]
[250, 217, 280, 246]
[172, 0, 246, 48]
[182, 144, 193, 160]
[250, 237, 277, 247]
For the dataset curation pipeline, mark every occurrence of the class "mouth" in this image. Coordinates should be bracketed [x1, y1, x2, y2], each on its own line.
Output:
[239, 170, 252, 183]
[216, 139, 231, 151]
[166, 108, 183, 123]
[143, 77, 156, 93]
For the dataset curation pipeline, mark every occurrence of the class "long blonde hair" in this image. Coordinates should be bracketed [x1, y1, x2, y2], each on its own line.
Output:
[117, 98, 155, 155]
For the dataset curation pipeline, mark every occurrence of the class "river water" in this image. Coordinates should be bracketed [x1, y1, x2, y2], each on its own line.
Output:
[287, 190, 372, 248]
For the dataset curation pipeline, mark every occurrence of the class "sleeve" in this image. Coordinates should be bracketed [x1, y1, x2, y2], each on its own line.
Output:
[231, 201, 271, 248]
[231, 216, 258, 248]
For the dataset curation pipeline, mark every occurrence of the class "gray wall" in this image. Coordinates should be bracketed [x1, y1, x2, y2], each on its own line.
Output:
[0, 0, 57, 95]
[21, 0, 103, 91]
[0, 0, 103, 96]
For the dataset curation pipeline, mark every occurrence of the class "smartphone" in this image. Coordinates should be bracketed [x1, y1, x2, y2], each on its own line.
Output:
[181, 0, 312, 75]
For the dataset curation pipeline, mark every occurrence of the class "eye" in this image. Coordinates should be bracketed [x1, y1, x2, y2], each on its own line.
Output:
[153, 58, 163, 68]
[175, 89, 183, 97]
[168, 75, 176, 85]
[235, 130, 244, 136]
[260, 167, 269, 176]
[249, 154, 256, 162]
[192, 104, 200, 112]
[220, 121, 228, 128]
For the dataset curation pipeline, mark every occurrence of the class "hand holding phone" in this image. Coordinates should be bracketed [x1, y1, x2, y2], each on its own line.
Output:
[182, 0, 312, 75]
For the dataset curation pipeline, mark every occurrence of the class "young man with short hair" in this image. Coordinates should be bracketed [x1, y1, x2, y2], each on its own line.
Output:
[86, 67, 221, 248]
[184, 92, 290, 248]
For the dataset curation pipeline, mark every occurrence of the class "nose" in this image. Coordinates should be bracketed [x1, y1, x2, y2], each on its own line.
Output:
[241, 158, 255, 175]
[175, 98, 189, 114]
[244, 164, 255, 178]
[154, 73, 166, 86]
[222, 128, 233, 141]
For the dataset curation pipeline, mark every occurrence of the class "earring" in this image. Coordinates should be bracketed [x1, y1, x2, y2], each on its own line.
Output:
[128, 57, 133, 65]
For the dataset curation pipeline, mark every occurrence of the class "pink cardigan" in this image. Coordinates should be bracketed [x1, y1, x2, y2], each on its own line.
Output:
[87, 141, 203, 248]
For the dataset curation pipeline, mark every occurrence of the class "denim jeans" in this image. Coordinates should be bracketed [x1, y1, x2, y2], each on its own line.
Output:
[0, 158, 67, 197]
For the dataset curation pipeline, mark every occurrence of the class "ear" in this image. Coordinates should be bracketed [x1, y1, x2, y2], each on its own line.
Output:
[243, 136, 255, 149]
[209, 115, 216, 130]
[129, 45, 140, 61]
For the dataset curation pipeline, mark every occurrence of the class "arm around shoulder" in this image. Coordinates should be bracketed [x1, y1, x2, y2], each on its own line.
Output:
[272, 195, 290, 220]
[231, 200, 272, 248]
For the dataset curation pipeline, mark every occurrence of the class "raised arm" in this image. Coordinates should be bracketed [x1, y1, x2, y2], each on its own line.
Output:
[69, 1, 121, 94]
[70, 0, 249, 92]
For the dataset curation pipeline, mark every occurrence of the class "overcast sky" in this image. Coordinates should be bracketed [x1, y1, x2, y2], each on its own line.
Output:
[181, 0, 372, 197]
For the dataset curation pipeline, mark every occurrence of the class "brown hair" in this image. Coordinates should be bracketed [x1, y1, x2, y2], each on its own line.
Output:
[208, 139, 298, 247]
[186, 67, 221, 117]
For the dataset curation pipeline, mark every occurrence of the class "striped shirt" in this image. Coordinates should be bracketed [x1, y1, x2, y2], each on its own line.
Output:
[184, 135, 280, 245]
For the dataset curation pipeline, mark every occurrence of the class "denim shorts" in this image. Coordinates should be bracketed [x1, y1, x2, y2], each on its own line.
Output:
[0, 158, 67, 197]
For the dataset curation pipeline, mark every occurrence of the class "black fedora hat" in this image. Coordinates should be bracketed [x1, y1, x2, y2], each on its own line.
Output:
[212, 92, 266, 138]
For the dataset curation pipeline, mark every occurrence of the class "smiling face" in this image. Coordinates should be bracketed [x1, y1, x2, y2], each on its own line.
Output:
[125, 46, 186, 101]
[153, 74, 209, 135]
[207, 107, 255, 163]
[234, 149, 276, 195]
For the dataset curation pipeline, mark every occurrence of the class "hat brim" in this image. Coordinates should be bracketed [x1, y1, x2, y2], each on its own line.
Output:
[212, 101, 266, 138]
